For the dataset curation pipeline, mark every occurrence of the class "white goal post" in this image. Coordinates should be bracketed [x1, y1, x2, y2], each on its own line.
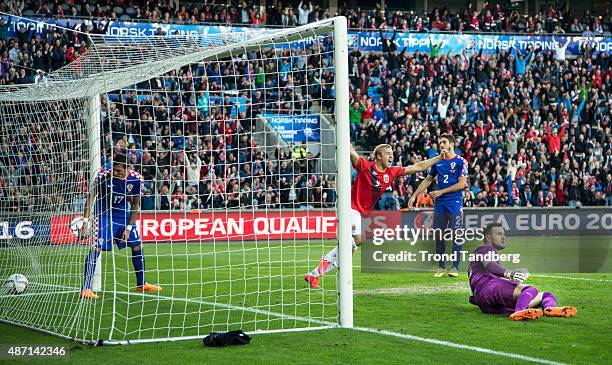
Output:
[0, 16, 351, 344]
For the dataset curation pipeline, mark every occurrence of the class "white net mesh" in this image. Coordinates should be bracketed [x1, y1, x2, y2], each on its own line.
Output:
[0, 18, 344, 343]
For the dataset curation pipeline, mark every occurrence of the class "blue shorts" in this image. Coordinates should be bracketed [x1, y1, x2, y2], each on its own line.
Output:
[97, 215, 141, 251]
[433, 202, 463, 230]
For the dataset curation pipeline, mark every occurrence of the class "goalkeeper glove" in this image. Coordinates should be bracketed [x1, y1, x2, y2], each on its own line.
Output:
[504, 269, 529, 283]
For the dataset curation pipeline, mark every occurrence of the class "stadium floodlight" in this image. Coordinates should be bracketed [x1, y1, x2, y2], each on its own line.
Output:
[0, 16, 351, 344]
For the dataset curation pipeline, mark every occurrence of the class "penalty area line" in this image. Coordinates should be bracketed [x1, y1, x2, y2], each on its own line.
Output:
[352, 326, 568, 365]
[531, 274, 612, 283]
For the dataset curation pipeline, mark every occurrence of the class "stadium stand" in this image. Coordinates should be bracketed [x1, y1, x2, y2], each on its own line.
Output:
[0, 2, 610, 210]
[2, 1, 611, 33]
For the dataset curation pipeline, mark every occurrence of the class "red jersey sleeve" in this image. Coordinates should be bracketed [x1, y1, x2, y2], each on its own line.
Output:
[355, 156, 370, 172]
[389, 166, 405, 179]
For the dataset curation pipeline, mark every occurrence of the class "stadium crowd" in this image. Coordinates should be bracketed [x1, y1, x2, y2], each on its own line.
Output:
[0, 17, 337, 211]
[352, 36, 611, 209]
[0, 5, 610, 211]
[2, 0, 611, 34]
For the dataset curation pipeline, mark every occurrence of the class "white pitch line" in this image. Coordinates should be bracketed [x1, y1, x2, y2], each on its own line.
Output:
[0, 289, 79, 299]
[352, 327, 568, 365]
[111, 289, 569, 364]
[531, 274, 612, 283]
[354, 282, 469, 295]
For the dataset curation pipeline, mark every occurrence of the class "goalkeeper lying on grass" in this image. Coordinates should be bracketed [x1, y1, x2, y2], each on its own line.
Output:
[468, 223, 577, 321]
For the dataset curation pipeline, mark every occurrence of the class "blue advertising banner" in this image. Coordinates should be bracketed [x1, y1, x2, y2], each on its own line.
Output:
[0, 216, 52, 246]
[3, 15, 611, 57]
[347, 31, 612, 56]
[3, 15, 293, 46]
[264, 114, 320, 142]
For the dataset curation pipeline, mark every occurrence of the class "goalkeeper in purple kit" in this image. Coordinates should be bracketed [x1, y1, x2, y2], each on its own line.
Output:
[80, 153, 161, 299]
[468, 223, 577, 321]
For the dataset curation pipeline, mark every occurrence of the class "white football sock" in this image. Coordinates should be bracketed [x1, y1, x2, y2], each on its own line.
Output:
[310, 246, 338, 277]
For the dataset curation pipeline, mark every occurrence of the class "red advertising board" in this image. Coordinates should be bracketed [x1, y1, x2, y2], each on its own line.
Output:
[361, 211, 403, 238]
[50, 211, 338, 244]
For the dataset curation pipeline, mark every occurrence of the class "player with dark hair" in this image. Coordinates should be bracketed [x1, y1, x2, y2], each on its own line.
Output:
[80, 153, 161, 299]
[408, 133, 468, 277]
[468, 223, 577, 320]
[304, 144, 445, 288]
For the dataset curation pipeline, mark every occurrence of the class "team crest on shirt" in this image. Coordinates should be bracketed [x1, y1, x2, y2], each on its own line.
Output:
[127, 184, 133, 192]
[383, 174, 389, 183]
[451, 162, 456, 169]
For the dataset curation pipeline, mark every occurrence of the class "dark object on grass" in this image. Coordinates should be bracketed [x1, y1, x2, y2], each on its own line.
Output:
[203, 330, 251, 347]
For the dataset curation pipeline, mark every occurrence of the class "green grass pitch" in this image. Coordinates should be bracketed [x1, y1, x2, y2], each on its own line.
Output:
[0, 237, 610, 365]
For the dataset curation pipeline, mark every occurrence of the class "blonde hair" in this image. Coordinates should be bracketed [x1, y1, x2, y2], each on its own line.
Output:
[373, 144, 392, 160]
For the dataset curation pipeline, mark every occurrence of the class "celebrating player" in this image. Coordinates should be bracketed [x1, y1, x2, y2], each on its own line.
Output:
[80, 153, 161, 299]
[468, 223, 577, 320]
[408, 134, 467, 277]
[304, 143, 445, 288]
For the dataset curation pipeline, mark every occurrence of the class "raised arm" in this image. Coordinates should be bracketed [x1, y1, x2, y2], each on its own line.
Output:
[403, 154, 443, 175]
[350, 144, 360, 168]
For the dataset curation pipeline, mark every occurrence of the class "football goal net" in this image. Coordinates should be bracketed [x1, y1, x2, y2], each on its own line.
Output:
[0, 15, 352, 344]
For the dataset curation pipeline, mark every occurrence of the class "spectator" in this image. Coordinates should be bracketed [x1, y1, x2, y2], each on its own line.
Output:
[415, 191, 433, 207]
[297, 1, 312, 26]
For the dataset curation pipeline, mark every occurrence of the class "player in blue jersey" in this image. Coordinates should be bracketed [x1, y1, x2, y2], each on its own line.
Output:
[80, 153, 161, 299]
[409, 134, 468, 277]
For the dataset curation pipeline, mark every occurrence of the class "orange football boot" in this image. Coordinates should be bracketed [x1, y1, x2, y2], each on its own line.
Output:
[79, 289, 98, 299]
[544, 306, 577, 318]
[136, 283, 162, 292]
[509, 308, 543, 321]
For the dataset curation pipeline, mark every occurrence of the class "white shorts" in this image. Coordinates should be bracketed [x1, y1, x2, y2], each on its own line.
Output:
[350, 208, 362, 237]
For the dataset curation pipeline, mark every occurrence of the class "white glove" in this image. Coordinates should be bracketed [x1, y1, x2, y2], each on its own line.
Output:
[504, 269, 529, 283]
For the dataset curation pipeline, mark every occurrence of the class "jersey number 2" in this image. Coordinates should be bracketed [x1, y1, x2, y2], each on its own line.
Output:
[443, 175, 449, 183]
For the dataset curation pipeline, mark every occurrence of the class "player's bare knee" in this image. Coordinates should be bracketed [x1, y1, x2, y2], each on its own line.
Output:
[353, 235, 362, 246]
[512, 284, 526, 300]
[131, 245, 143, 252]
[529, 292, 544, 308]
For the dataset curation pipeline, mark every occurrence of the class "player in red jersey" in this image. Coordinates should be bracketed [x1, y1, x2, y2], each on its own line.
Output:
[305, 143, 444, 288]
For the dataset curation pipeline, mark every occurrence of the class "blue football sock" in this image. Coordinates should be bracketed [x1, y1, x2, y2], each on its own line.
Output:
[131, 248, 145, 287]
[452, 244, 463, 270]
[82, 249, 100, 290]
[435, 239, 446, 269]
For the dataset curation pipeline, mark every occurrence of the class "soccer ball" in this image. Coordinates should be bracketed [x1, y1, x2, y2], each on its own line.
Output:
[4, 274, 28, 295]
[70, 217, 87, 237]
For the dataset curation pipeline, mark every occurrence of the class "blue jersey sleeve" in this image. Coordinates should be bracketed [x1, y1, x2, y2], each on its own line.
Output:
[460, 158, 468, 178]
[127, 173, 143, 198]
[132, 177, 142, 197]
[428, 163, 438, 178]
